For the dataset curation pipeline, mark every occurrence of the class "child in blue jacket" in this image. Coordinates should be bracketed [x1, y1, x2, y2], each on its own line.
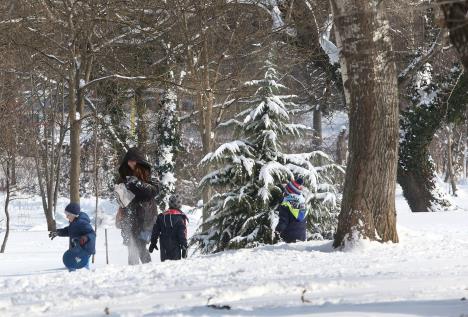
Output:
[275, 177, 308, 243]
[49, 203, 96, 271]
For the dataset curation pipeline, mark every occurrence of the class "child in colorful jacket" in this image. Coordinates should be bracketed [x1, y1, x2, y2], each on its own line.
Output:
[149, 194, 188, 261]
[275, 177, 308, 243]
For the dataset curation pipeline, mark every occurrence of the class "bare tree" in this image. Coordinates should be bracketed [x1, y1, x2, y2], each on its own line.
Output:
[0, 68, 23, 252]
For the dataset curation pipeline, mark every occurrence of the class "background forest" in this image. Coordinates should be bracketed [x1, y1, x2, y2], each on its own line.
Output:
[0, 0, 466, 250]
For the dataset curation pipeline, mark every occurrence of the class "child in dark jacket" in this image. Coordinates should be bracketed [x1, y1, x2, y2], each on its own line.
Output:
[275, 177, 308, 243]
[149, 194, 188, 262]
[49, 203, 96, 271]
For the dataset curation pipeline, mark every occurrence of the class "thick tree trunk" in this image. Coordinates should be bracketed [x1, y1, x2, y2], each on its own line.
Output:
[398, 68, 467, 211]
[398, 170, 439, 212]
[397, 85, 451, 212]
[331, 0, 399, 248]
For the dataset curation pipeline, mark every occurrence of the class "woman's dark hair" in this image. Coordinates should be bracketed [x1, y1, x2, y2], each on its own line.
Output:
[134, 164, 150, 182]
[117, 164, 132, 184]
[117, 163, 150, 184]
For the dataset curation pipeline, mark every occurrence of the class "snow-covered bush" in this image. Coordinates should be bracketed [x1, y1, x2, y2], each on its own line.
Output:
[192, 57, 343, 253]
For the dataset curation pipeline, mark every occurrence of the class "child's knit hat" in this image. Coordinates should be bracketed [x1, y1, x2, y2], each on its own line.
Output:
[285, 177, 304, 195]
[168, 194, 182, 210]
[65, 202, 80, 217]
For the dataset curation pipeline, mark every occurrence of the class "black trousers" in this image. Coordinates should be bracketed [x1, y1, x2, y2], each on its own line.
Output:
[159, 238, 186, 262]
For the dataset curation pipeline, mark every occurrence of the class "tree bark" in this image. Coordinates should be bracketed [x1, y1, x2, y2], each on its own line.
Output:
[438, 2, 468, 69]
[464, 119, 468, 180]
[135, 86, 148, 153]
[200, 35, 214, 230]
[69, 51, 93, 204]
[331, 0, 399, 248]
[312, 107, 322, 150]
[69, 66, 80, 203]
[92, 114, 100, 264]
[336, 128, 347, 166]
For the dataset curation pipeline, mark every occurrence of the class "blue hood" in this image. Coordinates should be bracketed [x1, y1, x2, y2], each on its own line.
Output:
[76, 211, 91, 224]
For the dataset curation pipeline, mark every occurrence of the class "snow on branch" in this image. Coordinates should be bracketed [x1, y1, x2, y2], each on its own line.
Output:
[258, 161, 291, 202]
[217, 118, 243, 129]
[319, 15, 339, 65]
[80, 74, 148, 91]
[84, 96, 128, 150]
[228, 0, 285, 30]
[200, 140, 254, 165]
[398, 30, 442, 83]
[283, 151, 333, 164]
[199, 165, 234, 188]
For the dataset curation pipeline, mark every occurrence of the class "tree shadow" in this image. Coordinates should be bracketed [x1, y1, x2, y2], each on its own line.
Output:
[146, 298, 468, 317]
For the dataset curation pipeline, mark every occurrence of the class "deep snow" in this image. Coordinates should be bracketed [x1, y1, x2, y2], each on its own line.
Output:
[0, 185, 467, 317]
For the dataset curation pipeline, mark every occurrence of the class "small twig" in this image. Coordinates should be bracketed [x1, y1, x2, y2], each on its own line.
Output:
[206, 296, 231, 310]
[301, 289, 311, 303]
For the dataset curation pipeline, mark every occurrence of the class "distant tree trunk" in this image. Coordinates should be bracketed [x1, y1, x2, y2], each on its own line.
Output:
[336, 128, 347, 166]
[68, 52, 93, 204]
[331, 0, 399, 248]
[135, 86, 148, 152]
[92, 115, 100, 264]
[69, 67, 81, 203]
[200, 36, 214, 230]
[464, 119, 468, 180]
[31, 80, 63, 231]
[1, 161, 11, 253]
[446, 127, 458, 195]
[312, 107, 322, 150]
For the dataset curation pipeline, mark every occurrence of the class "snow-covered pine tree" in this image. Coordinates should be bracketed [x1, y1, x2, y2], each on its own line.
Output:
[193, 57, 343, 253]
[155, 89, 180, 211]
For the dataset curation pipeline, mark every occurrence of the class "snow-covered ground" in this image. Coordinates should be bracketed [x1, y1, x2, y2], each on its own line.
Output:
[0, 184, 467, 317]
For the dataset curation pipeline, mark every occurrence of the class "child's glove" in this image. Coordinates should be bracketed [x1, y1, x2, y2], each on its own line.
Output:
[49, 231, 58, 240]
[71, 238, 80, 247]
[149, 241, 158, 253]
[79, 235, 88, 246]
